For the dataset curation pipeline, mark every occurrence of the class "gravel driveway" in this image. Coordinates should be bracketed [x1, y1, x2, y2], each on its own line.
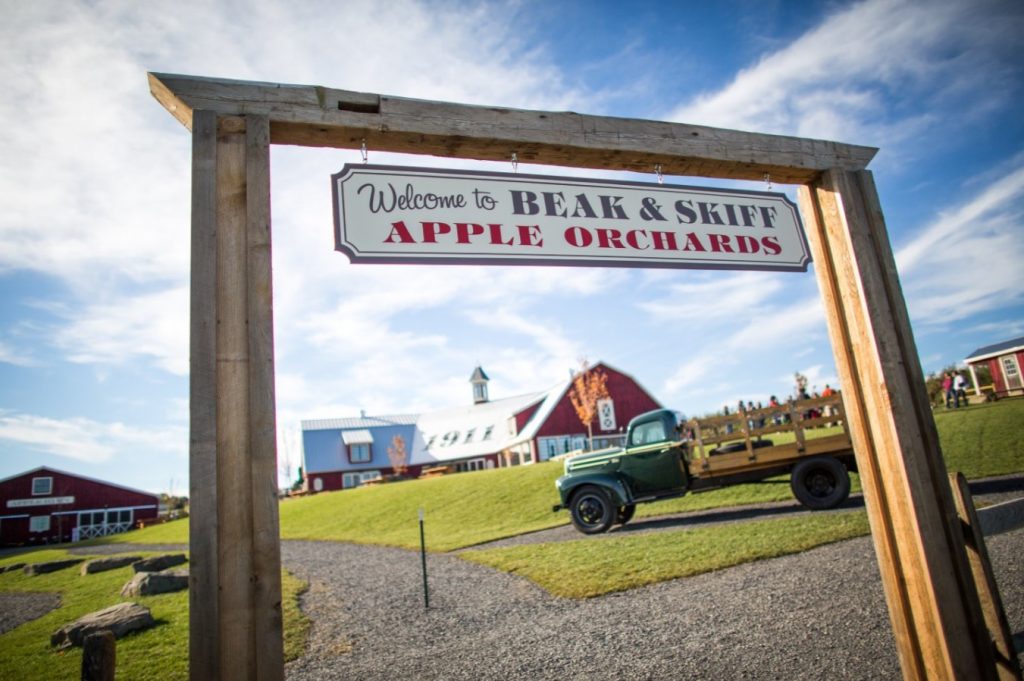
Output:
[283, 526, 1024, 680]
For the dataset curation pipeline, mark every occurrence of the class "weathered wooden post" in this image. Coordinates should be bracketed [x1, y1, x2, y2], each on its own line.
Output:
[189, 109, 284, 681]
[81, 630, 116, 681]
[799, 170, 997, 680]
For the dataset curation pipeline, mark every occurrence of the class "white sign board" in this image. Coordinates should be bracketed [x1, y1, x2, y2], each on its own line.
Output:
[597, 398, 616, 432]
[333, 165, 810, 271]
[7, 496, 75, 508]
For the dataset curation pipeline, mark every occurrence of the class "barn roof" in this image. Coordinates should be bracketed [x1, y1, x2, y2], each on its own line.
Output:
[965, 335, 1024, 363]
[301, 414, 418, 431]
[0, 466, 159, 499]
[411, 391, 546, 464]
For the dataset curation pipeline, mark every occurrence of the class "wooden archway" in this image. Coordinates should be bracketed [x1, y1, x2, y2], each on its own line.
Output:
[149, 72, 1001, 681]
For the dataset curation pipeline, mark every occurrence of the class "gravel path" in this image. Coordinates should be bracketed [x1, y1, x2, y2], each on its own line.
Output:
[283, 528, 1023, 680]
[0, 592, 61, 634]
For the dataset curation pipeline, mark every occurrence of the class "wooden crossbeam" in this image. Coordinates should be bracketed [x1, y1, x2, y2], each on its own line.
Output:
[149, 73, 877, 184]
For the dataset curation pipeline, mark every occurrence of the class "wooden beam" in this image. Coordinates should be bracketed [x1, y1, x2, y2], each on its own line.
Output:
[799, 170, 998, 680]
[215, 115, 256, 681]
[149, 72, 876, 184]
[187, 112, 284, 681]
[949, 472, 1023, 681]
[188, 109, 219, 681]
[245, 114, 285, 681]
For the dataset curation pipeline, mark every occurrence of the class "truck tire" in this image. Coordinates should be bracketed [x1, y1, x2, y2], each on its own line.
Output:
[569, 485, 615, 534]
[616, 504, 636, 526]
[790, 456, 850, 510]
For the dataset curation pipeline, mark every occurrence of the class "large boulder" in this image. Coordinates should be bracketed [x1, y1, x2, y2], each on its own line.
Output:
[120, 569, 189, 597]
[80, 556, 142, 575]
[132, 554, 187, 573]
[24, 559, 83, 576]
[50, 602, 154, 649]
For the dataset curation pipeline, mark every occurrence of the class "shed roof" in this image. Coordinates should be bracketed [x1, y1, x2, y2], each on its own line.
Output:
[965, 335, 1024, 363]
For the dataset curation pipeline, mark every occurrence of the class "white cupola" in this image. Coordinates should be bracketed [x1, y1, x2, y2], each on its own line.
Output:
[469, 366, 490, 404]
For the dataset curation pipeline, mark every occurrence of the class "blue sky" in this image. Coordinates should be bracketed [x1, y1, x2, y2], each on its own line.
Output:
[1, 0, 1022, 494]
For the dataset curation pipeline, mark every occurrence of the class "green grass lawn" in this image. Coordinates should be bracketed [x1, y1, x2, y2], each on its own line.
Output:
[98, 397, 1024, 554]
[0, 549, 308, 681]
[461, 510, 872, 598]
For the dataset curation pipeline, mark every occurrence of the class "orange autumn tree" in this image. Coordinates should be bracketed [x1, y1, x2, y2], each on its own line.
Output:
[387, 434, 408, 478]
[568, 359, 610, 451]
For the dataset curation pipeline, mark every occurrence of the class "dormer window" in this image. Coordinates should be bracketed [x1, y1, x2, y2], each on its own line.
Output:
[342, 430, 374, 465]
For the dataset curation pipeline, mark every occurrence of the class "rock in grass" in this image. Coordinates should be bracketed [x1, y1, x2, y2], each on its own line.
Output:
[0, 563, 26, 574]
[120, 569, 189, 597]
[50, 602, 154, 649]
[80, 556, 142, 575]
[132, 554, 187, 573]
[24, 559, 83, 576]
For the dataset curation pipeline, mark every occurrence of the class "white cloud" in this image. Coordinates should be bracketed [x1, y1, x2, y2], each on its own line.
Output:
[896, 160, 1024, 325]
[670, 0, 1022, 148]
[0, 341, 36, 367]
[0, 411, 184, 464]
[639, 271, 785, 320]
[52, 287, 189, 375]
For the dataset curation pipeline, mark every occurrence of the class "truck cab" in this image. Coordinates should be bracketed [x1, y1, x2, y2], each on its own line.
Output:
[554, 408, 689, 533]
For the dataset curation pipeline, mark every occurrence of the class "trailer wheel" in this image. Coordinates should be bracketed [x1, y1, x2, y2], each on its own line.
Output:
[569, 485, 615, 534]
[790, 457, 850, 510]
[616, 504, 636, 526]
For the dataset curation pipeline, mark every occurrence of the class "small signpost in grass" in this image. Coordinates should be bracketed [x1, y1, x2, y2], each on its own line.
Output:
[419, 508, 429, 610]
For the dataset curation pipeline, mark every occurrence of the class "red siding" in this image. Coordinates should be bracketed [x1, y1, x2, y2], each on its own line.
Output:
[533, 364, 661, 440]
[989, 357, 1005, 393]
[0, 468, 158, 546]
[513, 402, 541, 435]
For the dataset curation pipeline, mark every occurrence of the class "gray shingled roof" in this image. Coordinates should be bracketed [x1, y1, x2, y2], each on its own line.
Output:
[469, 366, 489, 382]
[965, 335, 1024, 362]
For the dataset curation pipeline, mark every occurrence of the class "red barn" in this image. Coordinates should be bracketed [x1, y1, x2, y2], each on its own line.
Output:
[0, 467, 159, 546]
[301, 361, 663, 492]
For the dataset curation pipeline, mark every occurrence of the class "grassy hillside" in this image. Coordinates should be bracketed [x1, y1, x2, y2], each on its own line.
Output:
[102, 398, 1023, 551]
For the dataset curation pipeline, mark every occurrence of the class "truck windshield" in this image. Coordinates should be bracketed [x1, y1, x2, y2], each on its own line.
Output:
[630, 421, 666, 446]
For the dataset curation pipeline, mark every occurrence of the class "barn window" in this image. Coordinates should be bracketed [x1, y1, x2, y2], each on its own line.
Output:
[349, 443, 371, 463]
[342, 471, 380, 489]
[31, 476, 53, 496]
[29, 516, 51, 532]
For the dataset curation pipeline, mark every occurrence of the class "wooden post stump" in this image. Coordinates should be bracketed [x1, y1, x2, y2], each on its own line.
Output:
[81, 630, 115, 681]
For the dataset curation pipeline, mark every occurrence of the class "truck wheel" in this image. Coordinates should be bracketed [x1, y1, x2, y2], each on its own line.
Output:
[616, 504, 636, 526]
[790, 457, 850, 510]
[569, 485, 615, 534]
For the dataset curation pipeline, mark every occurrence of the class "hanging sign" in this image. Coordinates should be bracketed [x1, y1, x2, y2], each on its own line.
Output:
[332, 164, 810, 271]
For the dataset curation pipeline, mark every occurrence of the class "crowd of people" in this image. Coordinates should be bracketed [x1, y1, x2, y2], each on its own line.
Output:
[717, 382, 839, 432]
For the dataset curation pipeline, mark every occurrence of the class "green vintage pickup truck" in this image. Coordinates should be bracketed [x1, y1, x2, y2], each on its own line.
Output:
[554, 394, 856, 534]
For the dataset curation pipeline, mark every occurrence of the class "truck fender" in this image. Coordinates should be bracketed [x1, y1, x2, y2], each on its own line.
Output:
[556, 473, 631, 509]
